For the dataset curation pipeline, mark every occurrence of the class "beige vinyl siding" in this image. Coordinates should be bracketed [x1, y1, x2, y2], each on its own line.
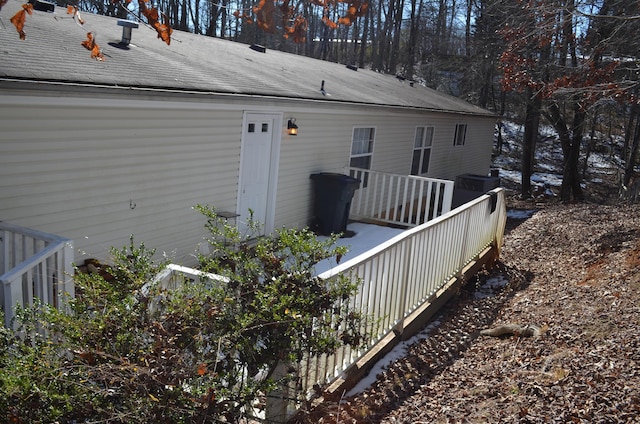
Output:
[273, 108, 495, 230]
[428, 115, 495, 180]
[274, 112, 355, 229]
[1, 91, 495, 266]
[0, 99, 243, 265]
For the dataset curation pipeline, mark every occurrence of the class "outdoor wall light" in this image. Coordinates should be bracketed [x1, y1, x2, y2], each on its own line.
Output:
[287, 118, 298, 136]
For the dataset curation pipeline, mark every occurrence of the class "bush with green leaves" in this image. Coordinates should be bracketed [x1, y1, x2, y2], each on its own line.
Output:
[0, 207, 367, 423]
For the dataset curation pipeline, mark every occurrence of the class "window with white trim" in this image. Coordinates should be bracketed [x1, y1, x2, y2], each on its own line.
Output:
[411, 126, 434, 175]
[453, 123, 467, 146]
[350, 127, 375, 169]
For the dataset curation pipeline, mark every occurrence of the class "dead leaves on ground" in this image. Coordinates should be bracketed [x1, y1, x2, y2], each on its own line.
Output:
[305, 204, 640, 423]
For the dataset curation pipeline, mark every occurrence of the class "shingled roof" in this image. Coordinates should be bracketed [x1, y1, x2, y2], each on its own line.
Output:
[0, 0, 493, 116]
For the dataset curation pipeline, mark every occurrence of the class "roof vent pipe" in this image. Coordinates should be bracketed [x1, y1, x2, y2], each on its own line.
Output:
[117, 20, 139, 46]
[250, 44, 266, 53]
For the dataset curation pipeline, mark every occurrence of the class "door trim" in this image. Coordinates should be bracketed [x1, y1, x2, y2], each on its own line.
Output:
[237, 112, 282, 235]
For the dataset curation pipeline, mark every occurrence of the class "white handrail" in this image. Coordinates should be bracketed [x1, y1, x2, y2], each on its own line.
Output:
[0, 222, 74, 328]
[302, 188, 506, 395]
[345, 167, 454, 227]
[0, 188, 507, 420]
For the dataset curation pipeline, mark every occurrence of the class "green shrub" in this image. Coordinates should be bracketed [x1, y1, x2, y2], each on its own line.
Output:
[0, 207, 366, 423]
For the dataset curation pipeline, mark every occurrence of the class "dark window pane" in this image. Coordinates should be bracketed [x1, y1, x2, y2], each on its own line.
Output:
[350, 156, 371, 169]
[414, 127, 424, 148]
[411, 150, 421, 175]
[421, 150, 430, 173]
[248, 123, 255, 133]
[262, 123, 269, 132]
[425, 127, 434, 146]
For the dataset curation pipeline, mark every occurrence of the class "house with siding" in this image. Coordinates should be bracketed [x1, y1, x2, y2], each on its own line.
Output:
[0, 0, 496, 266]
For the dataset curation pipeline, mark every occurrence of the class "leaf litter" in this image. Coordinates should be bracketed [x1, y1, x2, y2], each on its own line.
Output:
[297, 202, 640, 423]
[296, 122, 640, 422]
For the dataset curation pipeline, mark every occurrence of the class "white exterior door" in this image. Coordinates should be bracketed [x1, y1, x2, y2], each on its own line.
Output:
[238, 112, 281, 237]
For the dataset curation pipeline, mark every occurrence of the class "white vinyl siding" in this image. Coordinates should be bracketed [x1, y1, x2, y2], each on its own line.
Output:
[0, 97, 242, 265]
[273, 109, 494, 230]
[1, 93, 495, 265]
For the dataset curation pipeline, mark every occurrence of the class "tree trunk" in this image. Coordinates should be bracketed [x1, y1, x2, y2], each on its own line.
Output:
[388, 0, 404, 74]
[465, 0, 472, 56]
[546, 101, 585, 201]
[521, 91, 541, 198]
[623, 107, 640, 188]
[358, 5, 371, 68]
[405, 0, 422, 78]
[582, 107, 599, 179]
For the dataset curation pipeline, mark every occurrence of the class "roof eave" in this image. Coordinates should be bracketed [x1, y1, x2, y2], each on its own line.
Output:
[0, 77, 498, 118]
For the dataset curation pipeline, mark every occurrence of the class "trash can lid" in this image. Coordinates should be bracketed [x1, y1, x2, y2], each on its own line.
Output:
[310, 172, 360, 183]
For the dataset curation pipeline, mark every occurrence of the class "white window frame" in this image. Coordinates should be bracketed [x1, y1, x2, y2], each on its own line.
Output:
[411, 125, 434, 175]
[349, 127, 376, 170]
[453, 123, 467, 146]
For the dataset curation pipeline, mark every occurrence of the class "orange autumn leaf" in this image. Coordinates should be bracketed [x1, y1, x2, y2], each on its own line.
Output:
[338, 0, 368, 26]
[138, 0, 172, 45]
[233, 10, 253, 24]
[67, 5, 85, 25]
[253, 0, 275, 32]
[322, 15, 338, 29]
[152, 13, 172, 45]
[197, 363, 207, 376]
[9, 3, 33, 40]
[81, 32, 105, 61]
[284, 15, 307, 44]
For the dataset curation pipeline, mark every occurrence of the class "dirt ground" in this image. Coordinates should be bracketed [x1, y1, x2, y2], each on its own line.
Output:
[295, 197, 640, 423]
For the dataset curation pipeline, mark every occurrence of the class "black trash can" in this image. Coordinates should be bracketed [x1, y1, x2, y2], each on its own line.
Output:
[310, 172, 361, 235]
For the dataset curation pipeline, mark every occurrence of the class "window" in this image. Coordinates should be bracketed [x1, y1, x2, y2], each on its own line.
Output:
[453, 123, 467, 146]
[411, 126, 434, 175]
[350, 127, 375, 169]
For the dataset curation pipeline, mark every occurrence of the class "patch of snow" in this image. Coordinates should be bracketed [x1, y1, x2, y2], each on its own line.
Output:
[507, 209, 537, 219]
[531, 172, 563, 187]
[345, 319, 442, 398]
[495, 169, 521, 185]
[589, 154, 615, 169]
[314, 223, 405, 275]
[473, 274, 509, 299]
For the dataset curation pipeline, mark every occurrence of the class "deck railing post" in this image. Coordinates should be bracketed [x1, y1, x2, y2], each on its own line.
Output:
[394, 236, 413, 337]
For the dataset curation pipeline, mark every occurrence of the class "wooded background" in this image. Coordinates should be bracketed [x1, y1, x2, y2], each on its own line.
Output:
[75, 0, 640, 201]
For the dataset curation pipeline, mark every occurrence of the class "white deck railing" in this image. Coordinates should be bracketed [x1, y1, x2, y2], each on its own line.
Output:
[300, 188, 506, 396]
[345, 167, 454, 227]
[0, 188, 506, 420]
[0, 222, 74, 328]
